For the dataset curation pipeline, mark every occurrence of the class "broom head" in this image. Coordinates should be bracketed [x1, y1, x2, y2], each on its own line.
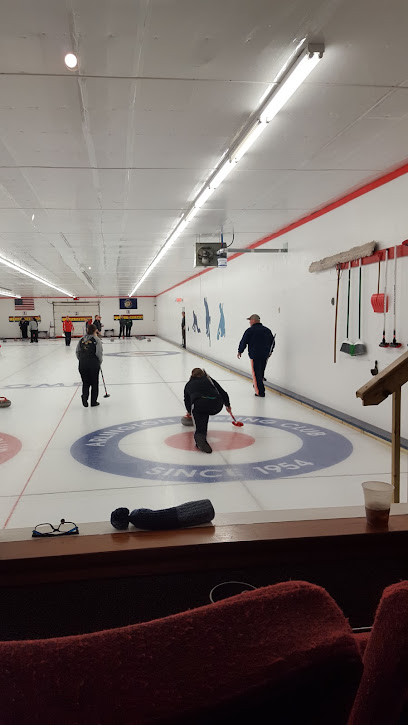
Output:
[340, 339, 352, 355]
[353, 340, 367, 356]
[389, 338, 402, 348]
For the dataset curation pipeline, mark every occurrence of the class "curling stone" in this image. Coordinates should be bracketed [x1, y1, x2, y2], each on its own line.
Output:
[181, 414, 194, 426]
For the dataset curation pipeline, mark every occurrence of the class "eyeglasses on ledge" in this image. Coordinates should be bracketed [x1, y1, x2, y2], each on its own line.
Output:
[32, 519, 79, 538]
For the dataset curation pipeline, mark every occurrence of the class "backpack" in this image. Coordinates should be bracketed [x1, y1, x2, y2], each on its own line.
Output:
[79, 335, 97, 358]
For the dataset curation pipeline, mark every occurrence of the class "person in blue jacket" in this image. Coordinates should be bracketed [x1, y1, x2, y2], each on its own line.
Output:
[237, 314, 275, 397]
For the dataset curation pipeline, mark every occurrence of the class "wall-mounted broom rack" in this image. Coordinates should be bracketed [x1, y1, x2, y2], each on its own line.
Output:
[338, 240, 408, 269]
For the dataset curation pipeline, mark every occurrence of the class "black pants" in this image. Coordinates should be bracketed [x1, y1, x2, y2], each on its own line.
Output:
[79, 362, 100, 405]
[181, 327, 186, 348]
[191, 398, 223, 436]
[30, 330, 38, 343]
[119, 326, 125, 338]
[21, 328, 28, 339]
[250, 357, 267, 396]
[64, 331, 72, 346]
[126, 326, 131, 337]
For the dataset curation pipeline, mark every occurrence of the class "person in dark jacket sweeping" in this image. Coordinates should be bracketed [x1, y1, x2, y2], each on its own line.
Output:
[184, 368, 231, 453]
[237, 314, 275, 397]
[76, 324, 103, 407]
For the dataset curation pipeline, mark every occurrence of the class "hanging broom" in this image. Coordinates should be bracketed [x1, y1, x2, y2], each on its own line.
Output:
[389, 245, 402, 348]
[333, 266, 340, 363]
[340, 262, 353, 355]
[353, 258, 367, 355]
[379, 249, 389, 348]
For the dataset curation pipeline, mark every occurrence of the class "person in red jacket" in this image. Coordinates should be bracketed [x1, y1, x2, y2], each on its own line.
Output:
[63, 316, 75, 347]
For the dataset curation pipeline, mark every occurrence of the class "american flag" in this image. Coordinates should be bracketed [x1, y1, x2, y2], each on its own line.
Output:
[15, 297, 35, 310]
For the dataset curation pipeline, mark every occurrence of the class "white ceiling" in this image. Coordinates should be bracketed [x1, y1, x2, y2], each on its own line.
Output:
[1, 0, 408, 297]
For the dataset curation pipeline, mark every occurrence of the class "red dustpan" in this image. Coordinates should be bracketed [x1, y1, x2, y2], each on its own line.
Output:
[371, 256, 388, 313]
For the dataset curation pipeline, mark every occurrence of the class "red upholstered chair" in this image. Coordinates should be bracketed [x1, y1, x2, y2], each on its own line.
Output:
[353, 631, 371, 657]
[0, 581, 362, 725]
[349, 581, 408, 725]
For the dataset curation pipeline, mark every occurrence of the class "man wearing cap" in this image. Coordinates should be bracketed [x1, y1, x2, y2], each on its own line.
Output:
[237, 314, 275, 397]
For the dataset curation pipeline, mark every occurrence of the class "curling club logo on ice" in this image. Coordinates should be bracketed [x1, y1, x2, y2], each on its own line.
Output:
[0, 433, 22, 464]
[70, 416, 353, 484]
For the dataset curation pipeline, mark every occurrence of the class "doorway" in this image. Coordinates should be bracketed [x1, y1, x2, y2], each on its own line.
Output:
[53, 302, 100, 338]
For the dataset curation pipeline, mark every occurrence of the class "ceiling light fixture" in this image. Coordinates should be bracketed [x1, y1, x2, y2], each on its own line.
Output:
[0, 287, 21, 298]
[0, 255, 75, 297]
[64, 53, 78, 70]
[194, 186, 215, 209]
[129, 41, 324, 295]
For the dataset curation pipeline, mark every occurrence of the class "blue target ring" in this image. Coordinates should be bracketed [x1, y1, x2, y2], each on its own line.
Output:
[70, 415, 353, 483]
[104, 351, 180, 358]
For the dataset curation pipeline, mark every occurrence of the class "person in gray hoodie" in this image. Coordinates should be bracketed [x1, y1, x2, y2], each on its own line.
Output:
[29, 317, 38, 343]
[76, 324, 103, 407]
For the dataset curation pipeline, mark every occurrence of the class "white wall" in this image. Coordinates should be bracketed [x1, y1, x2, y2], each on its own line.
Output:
[157, 171, 408, 438]
[0, 297, 157, 338]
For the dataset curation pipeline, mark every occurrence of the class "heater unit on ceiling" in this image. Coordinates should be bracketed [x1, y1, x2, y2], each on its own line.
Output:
[194, 241, 221, 268]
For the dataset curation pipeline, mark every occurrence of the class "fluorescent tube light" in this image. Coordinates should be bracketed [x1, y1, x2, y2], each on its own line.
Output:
[260, 50, 321, 123]
[233, 121, 268, 162]
[0, 288, 21, 298]
[195, 186, 215, 209]
[128, 219, 189, 295]
[210, 160, 234, 189]
[129, 41, 324, 292]
[184, 206, 200, 224]
[167, 219, 188, 246]
[0, 255, 75, 297]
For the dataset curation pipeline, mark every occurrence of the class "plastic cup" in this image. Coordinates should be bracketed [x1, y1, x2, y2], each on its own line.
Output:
[362, 480, 394, 528]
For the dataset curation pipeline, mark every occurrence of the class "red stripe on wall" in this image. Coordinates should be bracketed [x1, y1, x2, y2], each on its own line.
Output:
[157, 161, 408, 296]
[17, 295, 156, 299]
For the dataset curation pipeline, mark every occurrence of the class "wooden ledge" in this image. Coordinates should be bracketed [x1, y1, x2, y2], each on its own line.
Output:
[2, 510, 408, 587]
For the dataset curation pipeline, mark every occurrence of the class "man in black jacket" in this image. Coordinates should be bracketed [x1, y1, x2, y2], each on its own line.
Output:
[125, 316, 133, 337]
[184, 368, 231, 453]
[19, 316, 29, 339]
[181, 310, 186, 348]
[119, 316, 126, 339]
[237, 314, 275, 398]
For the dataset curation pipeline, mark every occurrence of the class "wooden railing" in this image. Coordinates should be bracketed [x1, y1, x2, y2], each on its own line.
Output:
[356, 351, 408, 502]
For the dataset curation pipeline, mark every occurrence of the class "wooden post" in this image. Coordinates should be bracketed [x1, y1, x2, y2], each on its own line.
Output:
[392, 388, 401, 503]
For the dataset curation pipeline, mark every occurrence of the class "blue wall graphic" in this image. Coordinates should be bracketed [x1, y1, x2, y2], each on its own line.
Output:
[204, 297, 211, 344]
[217, 302, 225, 340]
[192, 311, 201, 332]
